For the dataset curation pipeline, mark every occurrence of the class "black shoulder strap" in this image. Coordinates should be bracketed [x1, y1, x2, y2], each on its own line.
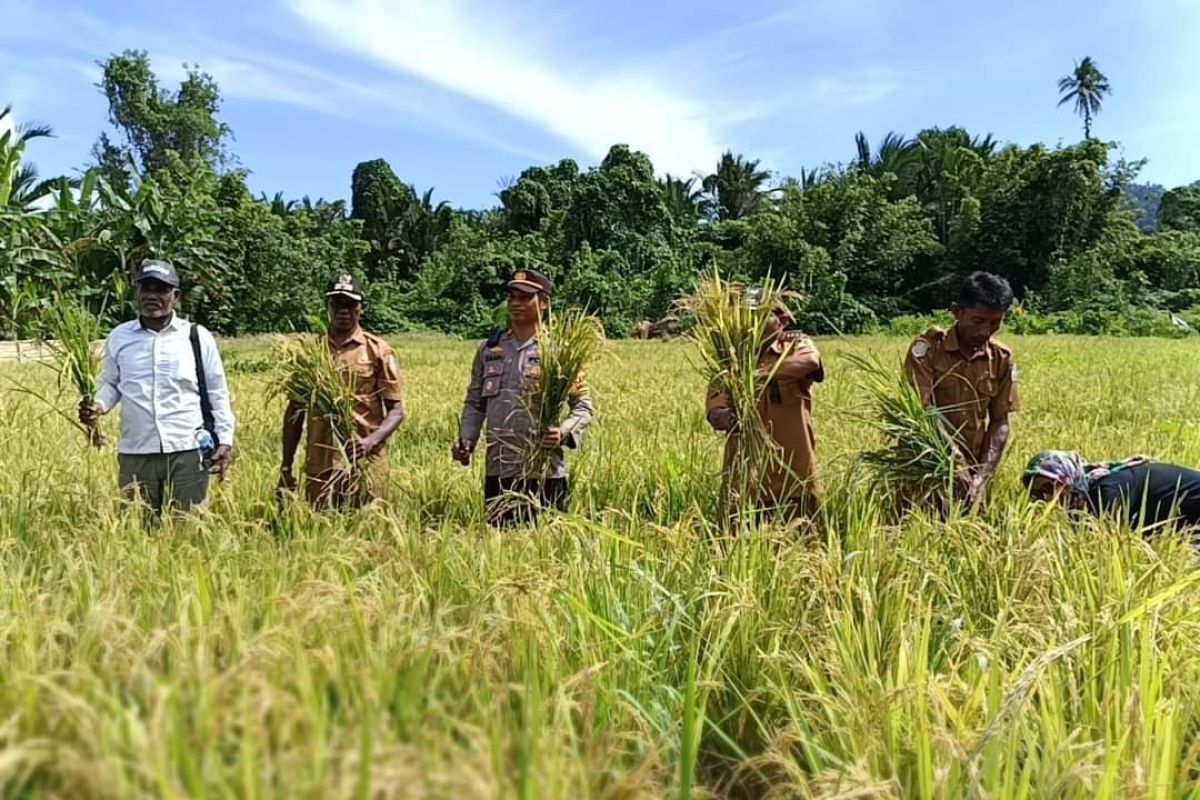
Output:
[485, 328, 504, 348]
[190, 324, 215, 436]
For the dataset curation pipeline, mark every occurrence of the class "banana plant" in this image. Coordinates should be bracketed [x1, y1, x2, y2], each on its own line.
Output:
[0, 131, 26, 208]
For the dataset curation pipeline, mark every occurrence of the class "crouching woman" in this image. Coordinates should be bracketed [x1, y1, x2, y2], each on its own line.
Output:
[1023, 450, 1200, 536]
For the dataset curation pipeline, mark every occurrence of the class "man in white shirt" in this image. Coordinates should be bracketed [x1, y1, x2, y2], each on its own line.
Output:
[79, 260, 235, 515]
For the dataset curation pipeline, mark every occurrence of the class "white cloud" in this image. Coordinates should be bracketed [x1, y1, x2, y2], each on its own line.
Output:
[805, 69, 903, 108]
[149, 46, 547, 161]
[286, 0, 727, 175]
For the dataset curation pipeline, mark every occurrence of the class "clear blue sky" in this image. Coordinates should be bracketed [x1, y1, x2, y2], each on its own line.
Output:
[3, 0, 1197, 209]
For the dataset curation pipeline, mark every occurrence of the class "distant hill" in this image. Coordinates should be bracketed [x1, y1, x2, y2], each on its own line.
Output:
[1126, 180, 1200, 233]
[1125, 182, 1165, 232]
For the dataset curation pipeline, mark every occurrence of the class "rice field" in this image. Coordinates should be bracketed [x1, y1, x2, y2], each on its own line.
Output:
[2, 333, 1200, 798]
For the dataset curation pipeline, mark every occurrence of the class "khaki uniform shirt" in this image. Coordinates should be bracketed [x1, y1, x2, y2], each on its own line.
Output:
[304, 328, 404, 476]
[459, 331, 595, 479]
[904, 326, 1019, 465]
[706, 332, 824, 501]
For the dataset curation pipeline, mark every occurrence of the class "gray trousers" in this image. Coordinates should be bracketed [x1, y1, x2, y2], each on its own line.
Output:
[118, 450, 210, 514]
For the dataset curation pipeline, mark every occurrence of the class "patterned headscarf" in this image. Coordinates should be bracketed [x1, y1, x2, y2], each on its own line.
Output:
[1023, 450, 1150, 497]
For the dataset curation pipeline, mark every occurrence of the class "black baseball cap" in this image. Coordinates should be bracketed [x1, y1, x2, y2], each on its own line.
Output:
[508, 268, 554, 297]
[135, 259, 180, 288]
[326, 273, 364, 302]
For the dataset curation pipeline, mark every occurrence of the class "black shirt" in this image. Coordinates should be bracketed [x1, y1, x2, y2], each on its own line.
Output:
[1087, 462, 1200, 532]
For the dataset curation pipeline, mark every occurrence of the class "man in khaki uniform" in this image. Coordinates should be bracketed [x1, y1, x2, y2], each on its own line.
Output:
[279, 275, 406, 509]
[452, 269, 595, 527]
[905, 271, 1019, 507]
[706, 296, 825, 521]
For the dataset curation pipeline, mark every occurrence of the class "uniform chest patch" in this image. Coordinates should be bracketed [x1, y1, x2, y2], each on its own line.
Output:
[911, 340, 929, 358]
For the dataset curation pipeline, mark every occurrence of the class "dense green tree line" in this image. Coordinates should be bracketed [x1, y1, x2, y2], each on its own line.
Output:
[3, 50, 1199, 339]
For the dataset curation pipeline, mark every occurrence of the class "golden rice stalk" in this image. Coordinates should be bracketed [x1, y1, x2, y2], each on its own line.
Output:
[845, 353, 960, 511]
[677, 268, 800, 516]
[524, 308, 605, 476]
[269, 331, 358, 470]
[42, 295, 106, 448]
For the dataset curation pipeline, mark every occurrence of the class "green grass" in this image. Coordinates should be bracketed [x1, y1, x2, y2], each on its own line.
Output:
[2, 334, 1200, 798]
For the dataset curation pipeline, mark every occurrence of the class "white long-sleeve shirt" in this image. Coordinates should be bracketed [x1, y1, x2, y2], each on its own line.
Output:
[95, 315, 236, 455]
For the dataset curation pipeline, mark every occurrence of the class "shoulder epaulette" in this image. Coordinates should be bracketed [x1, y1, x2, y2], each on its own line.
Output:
[484, 328, 504, 349]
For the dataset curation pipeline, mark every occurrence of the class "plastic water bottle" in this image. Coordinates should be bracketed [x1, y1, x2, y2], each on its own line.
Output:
[195, 429, 216, 464]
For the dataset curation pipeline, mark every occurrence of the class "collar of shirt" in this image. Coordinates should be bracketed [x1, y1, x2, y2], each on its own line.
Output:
[329, 327, 367, 350]
[504, 330, 539, 351]
[137, 314, 187, 333]
[944, 325, 989, 362]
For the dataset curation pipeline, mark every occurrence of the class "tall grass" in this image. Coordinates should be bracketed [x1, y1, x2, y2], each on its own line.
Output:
[1, 334, 1200, 797]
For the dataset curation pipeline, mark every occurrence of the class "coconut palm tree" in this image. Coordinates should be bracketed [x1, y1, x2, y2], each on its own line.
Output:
[0, 105, 62, 209]
[261, 191, 300, 217]
[0, 105, 52, 146]
[854, 131, 915, 176]
[700, 151, 771, 221]
[1057, 57, 1111, 139]
[658, 174, 703, 222]
[365, 185, 454, 280]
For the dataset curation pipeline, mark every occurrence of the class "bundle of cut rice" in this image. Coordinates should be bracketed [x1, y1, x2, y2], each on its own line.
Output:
[270, 331, 358, 470]
[523, 308, 604, 476]
[846, 353, 960, 510]
[678, 268, 799, 515]
[43, 295, 106, 448]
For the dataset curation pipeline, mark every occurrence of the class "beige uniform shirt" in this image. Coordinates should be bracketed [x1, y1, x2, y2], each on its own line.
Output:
[706, 331, 824, 501]
[904, 325, 1019, 465]
[304, 329, 404, 476]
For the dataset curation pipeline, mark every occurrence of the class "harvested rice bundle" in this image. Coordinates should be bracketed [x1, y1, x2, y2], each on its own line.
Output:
[846, 353, 960, 511]
[679, 268, 799, 515]
[523, 308, 605, 476]
[42, 295, 106, 448]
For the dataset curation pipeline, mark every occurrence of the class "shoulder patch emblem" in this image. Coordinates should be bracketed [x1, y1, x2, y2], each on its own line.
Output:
[911, 340, 929, 358]
[388, 354, 398, 371]
[1011, 362, 1020, 383]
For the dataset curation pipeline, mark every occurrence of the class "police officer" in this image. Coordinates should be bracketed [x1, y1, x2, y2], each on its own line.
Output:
[452, 269, 595, 527]
[905, 271, 1019, 507]
[706, 295, 825, 521]
[278, 274, 406, 509]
